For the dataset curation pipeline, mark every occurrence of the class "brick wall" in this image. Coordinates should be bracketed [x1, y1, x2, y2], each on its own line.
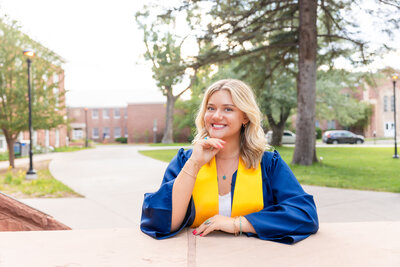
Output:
[127, 103, 166, 143]
[0, 192, 70, 231]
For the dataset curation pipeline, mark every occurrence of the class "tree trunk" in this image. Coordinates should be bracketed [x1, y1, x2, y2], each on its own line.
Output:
[266, 107, 292, 147]
[4, 131, 16, 168]
[161, 89, 176, 144]
[292, 0, 318, 165]
[270, 124, 285, 147]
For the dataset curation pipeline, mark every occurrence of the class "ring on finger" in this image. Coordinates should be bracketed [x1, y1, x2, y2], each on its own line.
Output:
[204, 219, 212, 225]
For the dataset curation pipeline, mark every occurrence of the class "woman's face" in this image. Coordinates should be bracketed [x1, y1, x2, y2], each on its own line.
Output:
[204, 90, 248, 141]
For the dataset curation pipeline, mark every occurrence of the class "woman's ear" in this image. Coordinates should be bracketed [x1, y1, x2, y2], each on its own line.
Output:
[243, 116, 249, 126]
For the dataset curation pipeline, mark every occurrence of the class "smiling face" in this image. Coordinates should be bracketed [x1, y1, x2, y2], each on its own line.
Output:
[204, 89, 248, 142]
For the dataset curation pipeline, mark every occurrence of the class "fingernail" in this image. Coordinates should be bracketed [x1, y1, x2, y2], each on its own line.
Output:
[200, 234, 203, 237]
[193, 230, 197, 235]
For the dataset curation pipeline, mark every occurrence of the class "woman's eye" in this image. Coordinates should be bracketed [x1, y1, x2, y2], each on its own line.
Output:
[225, 108, 233, 112]
[207, 106, 214, 111]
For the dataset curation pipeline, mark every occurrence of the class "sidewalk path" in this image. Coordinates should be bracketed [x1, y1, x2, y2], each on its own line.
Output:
[0, 153, 58, 170]
[20, 145, 400, 230]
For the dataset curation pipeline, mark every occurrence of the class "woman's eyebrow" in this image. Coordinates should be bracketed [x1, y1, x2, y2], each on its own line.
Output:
[207, 103, 235, 107]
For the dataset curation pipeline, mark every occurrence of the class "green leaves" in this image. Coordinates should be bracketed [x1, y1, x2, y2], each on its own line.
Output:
[0, 16, 65, 139]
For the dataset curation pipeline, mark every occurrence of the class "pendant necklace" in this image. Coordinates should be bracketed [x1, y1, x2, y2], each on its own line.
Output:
[216, 155, 239, 181]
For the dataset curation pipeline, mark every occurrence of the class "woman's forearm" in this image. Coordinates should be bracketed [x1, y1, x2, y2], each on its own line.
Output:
[170, 158, 200, 232]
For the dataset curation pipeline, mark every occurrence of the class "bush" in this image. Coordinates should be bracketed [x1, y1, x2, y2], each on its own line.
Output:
[115, 137, 127, 144]
[315, 127, 322, 139]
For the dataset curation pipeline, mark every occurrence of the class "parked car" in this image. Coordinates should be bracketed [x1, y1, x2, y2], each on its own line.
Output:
[322, 130, 364, 144]
[266, 130, 296, 144]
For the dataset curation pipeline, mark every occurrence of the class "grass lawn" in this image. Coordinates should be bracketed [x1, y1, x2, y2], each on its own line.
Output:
[53, 146, 92, 152]
[0, 146, 91, 161]
[139, 147, 400, 193]
[0, 152, 8, 161]
[0, 160, 82, 198]
[147, 143, 192, 147]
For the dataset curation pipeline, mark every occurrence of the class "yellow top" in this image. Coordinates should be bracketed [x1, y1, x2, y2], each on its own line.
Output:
[190, 157, 264, 227]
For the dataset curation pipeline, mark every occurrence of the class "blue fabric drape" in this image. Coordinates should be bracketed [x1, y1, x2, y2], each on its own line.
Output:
[140, 149, 319, 244]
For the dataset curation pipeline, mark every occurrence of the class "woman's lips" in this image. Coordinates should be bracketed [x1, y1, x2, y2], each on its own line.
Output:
[212, 123, 226, 130]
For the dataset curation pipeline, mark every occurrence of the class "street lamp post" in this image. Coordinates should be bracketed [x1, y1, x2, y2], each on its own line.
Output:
[392, 74, 399, 159]
[84, 108, 89, 148]
[23, 49, 37, 179]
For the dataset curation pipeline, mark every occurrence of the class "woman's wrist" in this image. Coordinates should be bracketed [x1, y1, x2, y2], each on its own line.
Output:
[233, 216, 243, 236]
[181, 158, 200, 179]
[187, 157, 201, 173]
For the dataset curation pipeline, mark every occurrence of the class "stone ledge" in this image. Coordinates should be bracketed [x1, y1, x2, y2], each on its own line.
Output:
[0, 221, 398, 266]
[0, 192, 70, 231]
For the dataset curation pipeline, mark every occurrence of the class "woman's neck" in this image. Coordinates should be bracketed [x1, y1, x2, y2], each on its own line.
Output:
[216, 137, 241, 159]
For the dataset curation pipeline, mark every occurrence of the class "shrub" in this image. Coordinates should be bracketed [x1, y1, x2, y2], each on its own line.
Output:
[115, 137, 127, 144]
[315, 127, 322, 139]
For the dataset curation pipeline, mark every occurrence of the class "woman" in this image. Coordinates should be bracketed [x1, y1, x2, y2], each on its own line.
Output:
[141, 79, 318, 244]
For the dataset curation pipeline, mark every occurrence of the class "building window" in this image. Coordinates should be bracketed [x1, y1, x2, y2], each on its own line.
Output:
[55, 129, 60, 148]
[124, 127, 128, 137]
[327, 120, 336, 129]
[103, 127, 110, 138]
[53, 73, 59, 83]
[114, 127, 121, 138]
[114, 109, 120, 118]
[391, 95, 395, 112]
[103, 109, 110, 119]
[93, 128, 99, 138]
[53, 87, 59, 106]
[92, 109, 99, 119]
[124, 109, 128, 118]
[384, 96, 388, 112]
[315, 120, 320, 128]
[72, 129, 83, 140]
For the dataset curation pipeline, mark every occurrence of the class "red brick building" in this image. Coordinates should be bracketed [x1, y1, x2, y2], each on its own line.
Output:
[68, 103, 167, 143]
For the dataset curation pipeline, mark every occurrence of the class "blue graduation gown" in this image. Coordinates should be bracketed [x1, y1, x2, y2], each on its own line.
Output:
[140, 149, 319, 244]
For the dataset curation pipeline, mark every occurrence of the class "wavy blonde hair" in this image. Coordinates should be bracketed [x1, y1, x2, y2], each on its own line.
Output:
[193, 79, 266, 169]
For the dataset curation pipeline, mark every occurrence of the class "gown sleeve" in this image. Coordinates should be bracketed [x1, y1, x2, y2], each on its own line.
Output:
[140, 148, 195, 239]
[244, 150, 319, 244]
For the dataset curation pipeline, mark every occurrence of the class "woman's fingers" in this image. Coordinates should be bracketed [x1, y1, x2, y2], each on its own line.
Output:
[201, 138, 225, 150]
[193, 221, 208, 236]
[193, 217, 217, 237]
[199, 224, 215, 237]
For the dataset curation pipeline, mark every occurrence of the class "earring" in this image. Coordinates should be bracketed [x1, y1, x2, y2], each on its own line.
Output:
[243, 123, 247, 128]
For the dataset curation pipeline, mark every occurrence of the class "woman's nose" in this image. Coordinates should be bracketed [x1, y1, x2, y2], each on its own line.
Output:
[212, 109, 223, 120]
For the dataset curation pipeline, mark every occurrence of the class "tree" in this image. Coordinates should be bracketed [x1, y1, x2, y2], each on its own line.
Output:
[316, 69, 370, 127]
[135, 8, 198, 143]
[232, 51, 297, 147]
[0, 17, 65, 168]
[169, 0, 400, 164]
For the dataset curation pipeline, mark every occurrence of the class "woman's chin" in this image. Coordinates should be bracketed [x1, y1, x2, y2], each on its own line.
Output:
[209, 132, 225, 139]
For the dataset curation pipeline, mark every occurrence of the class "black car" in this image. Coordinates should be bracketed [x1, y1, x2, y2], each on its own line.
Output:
[322, 130, 364, 144]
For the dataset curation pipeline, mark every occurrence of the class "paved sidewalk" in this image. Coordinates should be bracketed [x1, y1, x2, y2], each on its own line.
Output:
[0, 152, 59, 170]
[17, 145, 400, 230]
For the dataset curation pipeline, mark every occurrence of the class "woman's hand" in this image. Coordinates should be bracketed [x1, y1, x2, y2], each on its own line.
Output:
[190, 138, 226, 167]
[192, 215, 236, 237]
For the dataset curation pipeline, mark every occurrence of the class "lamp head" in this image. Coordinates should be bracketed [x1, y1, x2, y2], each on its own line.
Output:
[23, 49, 35, 58]
[392, 74, 399, 82]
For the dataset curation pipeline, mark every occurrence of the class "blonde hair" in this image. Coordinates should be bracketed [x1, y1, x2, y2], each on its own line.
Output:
[193, 79, 266, 169]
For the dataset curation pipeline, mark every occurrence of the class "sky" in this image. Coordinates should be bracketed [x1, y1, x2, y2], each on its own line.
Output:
[0, 0, 399, 108]
[0, 0, 166, 107]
